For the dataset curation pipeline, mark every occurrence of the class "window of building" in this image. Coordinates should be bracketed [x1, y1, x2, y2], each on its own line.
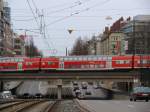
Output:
[15, 39, 20, 43]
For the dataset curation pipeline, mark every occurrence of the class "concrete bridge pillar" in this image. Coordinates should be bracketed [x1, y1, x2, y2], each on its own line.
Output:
[57, 85, 62, 100]
[133, 78, 141, 87]
[57, 79, 62, 100]
[0, 81, 3, 92]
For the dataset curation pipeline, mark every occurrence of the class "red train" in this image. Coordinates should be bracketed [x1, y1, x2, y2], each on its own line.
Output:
[0, 55, 150, 71]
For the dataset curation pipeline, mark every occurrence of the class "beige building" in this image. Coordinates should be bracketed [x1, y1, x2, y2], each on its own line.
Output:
[100, 33, 109, 55]
[108, 32, 125, 55]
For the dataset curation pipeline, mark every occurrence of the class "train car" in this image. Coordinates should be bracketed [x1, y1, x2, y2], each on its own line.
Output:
[40, 57, 59, 70]
[112, 55, 150, 69]
[59, 56, 112, 70]
[0, 57, 25, 71]
[112, 55, 133, 69]
[134, 55, 150, 68]
[23, 57, 40, 71]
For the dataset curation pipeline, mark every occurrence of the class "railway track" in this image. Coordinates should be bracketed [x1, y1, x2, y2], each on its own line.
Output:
[47, 99, 92, 112]
[0, 99, 92, 112]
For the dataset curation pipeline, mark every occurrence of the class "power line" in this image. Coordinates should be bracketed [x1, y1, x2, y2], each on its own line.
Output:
[45, 0, 111, 27]
[39, 10, 56, 55]
[11, 8, 150, 18]
[26, 0, 40, 28]
[12, 18, 35, 22]
[44, 0, 89, 10]
[46, 1, 82, 15]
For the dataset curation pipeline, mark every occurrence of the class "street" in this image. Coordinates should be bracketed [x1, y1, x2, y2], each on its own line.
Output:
[79, 100, 150, 112]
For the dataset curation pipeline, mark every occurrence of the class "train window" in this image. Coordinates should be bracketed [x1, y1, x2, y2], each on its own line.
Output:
[108, 57, 112, 60]
[100, 64, 104, 68]
[14, 58, 18, 62]
[124, 60, 130, 64]
[81, 65, 85, 68]
[19, 59, 23, 62]
[83, 57, 87, 61]
[116, 60, 124, 64]
[63, 58, 66, 61]
[143, 60, 147, 64]
[98, 57, 102, 60]
[93, 57, 97, 60]
[120, 60, 124, 64]
[29, 62, 32, 65]
[90, 64, 94, 68]
[95, 64, 99, 68]
[88, 57, 92, 61]
[10, 59, 14, 62]
[68, 57, 71, 61]
[137, 60, 140, 64]
[74, 57, 77, 61]
[60, 58, 63, 61]
[78, 57, 82, 61]
[48, 62, 52, 65]
[116, 61, 120, 64]
[26, 62, 32, 65]
[66, 58, 70, 61]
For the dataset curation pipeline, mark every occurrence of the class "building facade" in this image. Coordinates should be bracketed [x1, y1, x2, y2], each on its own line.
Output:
[0, 0, 4, 56]
[0, 1, 14, 56]
[13, 34, 25, 56]
[122, 15, 150, 54]
[108, 32, 125, 55]
[99, 17, 130, 55]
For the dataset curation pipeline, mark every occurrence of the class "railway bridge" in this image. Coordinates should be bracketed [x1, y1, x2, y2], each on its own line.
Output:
[0, 69, 149, 99]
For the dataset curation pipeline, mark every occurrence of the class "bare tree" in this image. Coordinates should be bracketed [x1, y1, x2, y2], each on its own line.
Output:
[25, 38, 43, 57]
[70, 37, 89, 55]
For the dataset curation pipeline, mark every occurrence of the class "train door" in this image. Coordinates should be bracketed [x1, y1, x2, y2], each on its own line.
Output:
[59, 58, 64, 69]
[17, 62, 23, 71]
[106, 57, 112, 69]
[59, 61, 64, 69]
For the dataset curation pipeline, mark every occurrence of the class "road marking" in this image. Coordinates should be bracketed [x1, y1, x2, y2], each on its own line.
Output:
[128, 105, 134, 108]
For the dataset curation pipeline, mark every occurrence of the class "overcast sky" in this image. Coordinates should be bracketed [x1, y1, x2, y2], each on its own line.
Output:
[6, 0, 150, 56]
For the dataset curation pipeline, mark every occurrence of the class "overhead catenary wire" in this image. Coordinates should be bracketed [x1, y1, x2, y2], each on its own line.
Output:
[11, 8, 150, 18]
[26, 0, 40, 29]
[46, 1, 82, 15]
[45, 0, 111, 27]
[39, 10, 56, 55]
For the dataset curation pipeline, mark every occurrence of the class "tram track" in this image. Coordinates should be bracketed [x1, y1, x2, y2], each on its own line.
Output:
[0, 100, 44, 112]
[0, 99, 92, 112]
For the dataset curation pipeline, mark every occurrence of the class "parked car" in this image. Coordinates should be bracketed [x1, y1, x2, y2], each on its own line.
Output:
[22, 93, 32, 99]
[93, 84, 101, 89]
[35, 93, 43, 98]
[73, 81, 78, 86]
[0, 91, 14, 99]
[81, 82, 87, 89]
[85, 90, 92, 95]
[130, 87, 150, 102]
[73, 85, 79, 91]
